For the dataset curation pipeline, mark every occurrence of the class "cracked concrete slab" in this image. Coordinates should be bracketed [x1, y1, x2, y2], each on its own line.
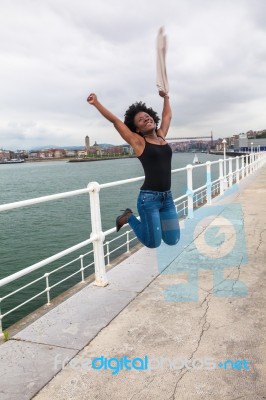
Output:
[13, 284, 138, 350]
[0, 340, 77, 400]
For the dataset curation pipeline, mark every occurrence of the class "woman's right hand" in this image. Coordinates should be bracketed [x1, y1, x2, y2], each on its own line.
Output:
[87, 93, 97, 105]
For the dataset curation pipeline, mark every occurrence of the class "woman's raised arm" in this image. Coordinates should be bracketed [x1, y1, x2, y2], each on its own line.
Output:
[87, 93, 142, 149]
[157, 91, 172, 138]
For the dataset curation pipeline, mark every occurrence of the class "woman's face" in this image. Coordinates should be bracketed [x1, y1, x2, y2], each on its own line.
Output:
[134, 112, 155, 134]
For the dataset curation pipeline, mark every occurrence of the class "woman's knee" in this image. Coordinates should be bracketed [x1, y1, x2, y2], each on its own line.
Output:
[163, 230, 180, 246]
[145, 242, 161, 249]
[141, 235, 162, 248]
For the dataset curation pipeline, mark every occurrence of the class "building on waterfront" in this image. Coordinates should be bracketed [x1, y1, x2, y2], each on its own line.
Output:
[16, 150, 28, 159]
[171, 140, 210, 152]
[77, 150, 87, 157]
[234, 133, 266, 152]
[28, 148, 66, 159]
[65, 150, 78, 157]
[0, 149, 11, 160]
[85, 136, 90, 154]
[233, 133, 248, 151]
[214, 132, 266, 152]
[90, 141, 103, 156]
[0, 149, 28, 161]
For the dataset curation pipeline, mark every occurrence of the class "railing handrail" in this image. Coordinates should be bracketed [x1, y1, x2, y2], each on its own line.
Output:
[0, 187, 90, 212]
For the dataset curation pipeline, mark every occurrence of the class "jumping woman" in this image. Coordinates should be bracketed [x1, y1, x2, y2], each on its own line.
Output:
[87, 91, 180, 248]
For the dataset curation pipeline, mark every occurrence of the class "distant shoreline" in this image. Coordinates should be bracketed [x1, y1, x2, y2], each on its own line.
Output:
[23, 158, 69, 163]
[68, 156, 136, 162]
[23, 156, 137, 163]
[4, 152, 229, 165]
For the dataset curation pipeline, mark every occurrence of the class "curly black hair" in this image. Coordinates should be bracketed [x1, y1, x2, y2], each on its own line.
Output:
[124, 101, 160, 134]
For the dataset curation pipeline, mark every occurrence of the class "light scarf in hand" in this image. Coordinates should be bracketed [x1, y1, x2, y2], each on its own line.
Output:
[156, 27, 169, 94]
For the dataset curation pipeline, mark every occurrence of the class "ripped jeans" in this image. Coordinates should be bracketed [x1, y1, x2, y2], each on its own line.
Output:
[128, 190, 180, 248]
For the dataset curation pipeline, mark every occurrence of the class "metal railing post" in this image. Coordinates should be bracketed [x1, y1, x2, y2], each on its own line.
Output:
[245, 154, 249, 176]
[206, 161, 212, 205]
[87, 182, 108, 287]
[186, 164, 194, 218]
[219, 159, 224, 195]
[228, 158, 233, 187]
[249, 154, 253, 175]
[126, 231, 130, 254]
[105, 242, 111, 266]
[195, 193, 198, 207]
[0, 302, 3, 338]
[251, 153, 254, 173]
[241, 155, 245, 180]
[235, 156, 240, 183]
[45, 273, 51, 305]
[80, 255, 85, 282]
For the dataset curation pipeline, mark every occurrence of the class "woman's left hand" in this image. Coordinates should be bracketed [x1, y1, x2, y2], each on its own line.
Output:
[159, 90, 168, 98]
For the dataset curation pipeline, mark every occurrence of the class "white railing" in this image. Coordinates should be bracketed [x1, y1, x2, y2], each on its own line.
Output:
[0, 152, 265, 335]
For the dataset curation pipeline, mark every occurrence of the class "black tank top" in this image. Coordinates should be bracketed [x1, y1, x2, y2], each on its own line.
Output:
[138, 136, 172, 191]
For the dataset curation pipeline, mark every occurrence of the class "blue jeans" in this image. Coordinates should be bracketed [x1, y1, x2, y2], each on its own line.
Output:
[128, 190, 180, 248]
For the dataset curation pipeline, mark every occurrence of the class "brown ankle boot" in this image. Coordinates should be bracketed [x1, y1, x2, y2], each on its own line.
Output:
[116, 208, 133, 232]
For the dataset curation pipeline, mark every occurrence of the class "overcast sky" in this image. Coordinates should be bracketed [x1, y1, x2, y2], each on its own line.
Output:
[1, 0, 266, 150]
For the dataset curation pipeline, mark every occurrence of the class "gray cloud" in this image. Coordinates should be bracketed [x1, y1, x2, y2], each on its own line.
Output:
[0, 0, 265, 150]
